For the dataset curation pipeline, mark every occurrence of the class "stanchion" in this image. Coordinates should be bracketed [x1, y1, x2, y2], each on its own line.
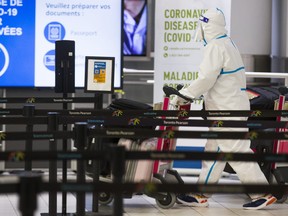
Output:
[91, 136, 102, 214]
[18, 173, 42, 216]
[86, 93, 113, 216]
[62, 93, 69, 215]
[91, 93, 103, 213]
[111, 146, 125, 216]
[74, 122, 88, 216]
[23, 104, 35, 171]
[41, 112, 60, 216]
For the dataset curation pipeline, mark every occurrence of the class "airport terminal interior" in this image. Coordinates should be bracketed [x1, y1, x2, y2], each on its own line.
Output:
[1, 0, 288, 215]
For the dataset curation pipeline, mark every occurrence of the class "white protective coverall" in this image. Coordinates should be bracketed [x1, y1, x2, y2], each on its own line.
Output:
[177, 8, 269, 199]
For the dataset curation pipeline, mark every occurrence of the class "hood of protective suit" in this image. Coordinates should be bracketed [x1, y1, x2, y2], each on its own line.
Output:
[194, 8, 228, 44]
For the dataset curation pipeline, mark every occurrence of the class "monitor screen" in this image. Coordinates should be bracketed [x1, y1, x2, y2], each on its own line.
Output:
[123, 0, 151, 61]
[0, 0, 123, 89]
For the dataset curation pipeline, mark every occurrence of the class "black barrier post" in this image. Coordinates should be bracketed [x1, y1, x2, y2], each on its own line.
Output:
[90, 136, 101, 213]
[49, 112, 59, 216]
[91, 93, 103, 213]
[23, 104, 35, 171]
[74, 122, 88, 216]
[62, 92, 71, 215]
[94, 93, 103, 110]
[18, 173, 42, 216]
[41, 112, 65, 216]
[111, 145, 125, 216]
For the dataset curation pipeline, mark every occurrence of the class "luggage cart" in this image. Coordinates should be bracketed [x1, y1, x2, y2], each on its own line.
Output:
[98, 86, 193, 209]
[271, 93, 288, 203]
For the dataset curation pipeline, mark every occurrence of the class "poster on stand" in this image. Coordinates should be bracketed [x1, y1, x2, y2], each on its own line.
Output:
[84, 56, 114, 93]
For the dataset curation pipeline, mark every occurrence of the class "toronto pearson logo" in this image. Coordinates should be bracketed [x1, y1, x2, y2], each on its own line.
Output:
[8, 152, 25, 162]
[177, 110, 188, 117]
[245, 131, 258, 140]
[26, 97, 36, 103]
[161, 130, 175, 139]
[211, 120, 224, 127]
[112, 110, 123, 117]
[250, 110, 262, 117]
[0, 43, 9, 77]
[128, 118, 141, 126]
[0, 131, 6, 141]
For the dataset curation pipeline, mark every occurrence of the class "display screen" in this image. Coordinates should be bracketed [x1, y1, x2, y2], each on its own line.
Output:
[0, 0, 123, 89]
[123, 0, 151, 60]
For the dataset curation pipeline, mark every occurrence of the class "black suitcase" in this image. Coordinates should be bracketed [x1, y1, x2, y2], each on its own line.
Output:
[107, 98, 153, 110]
[247, 86, 281, 110]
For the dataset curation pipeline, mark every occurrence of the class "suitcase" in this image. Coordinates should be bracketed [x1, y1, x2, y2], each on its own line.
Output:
[107, 98, 153, 110]
[117, 138, 157, 183]
[86, 98, 153, 177]
[133, 138, 158, 182]
[247, 86, 282, 110]
[224, 86, 288, 175]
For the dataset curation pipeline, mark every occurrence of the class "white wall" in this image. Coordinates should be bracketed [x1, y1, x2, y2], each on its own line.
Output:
[231, 0, 272, 55]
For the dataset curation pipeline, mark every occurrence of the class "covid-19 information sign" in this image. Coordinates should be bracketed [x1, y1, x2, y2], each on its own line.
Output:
[153, 0, 231, 173]
[0, 0, 122, 88]
[153, 0, 231, 104]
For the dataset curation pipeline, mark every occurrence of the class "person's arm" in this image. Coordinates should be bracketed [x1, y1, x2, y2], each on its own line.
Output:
[180, 44, 224, 98]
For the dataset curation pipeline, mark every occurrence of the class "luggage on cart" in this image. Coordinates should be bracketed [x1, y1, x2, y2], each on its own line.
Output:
[107, 98, 153, 111]
[246, 87, 288, 203]
[271, 94, 288, 202]
[98, 86, 192, 209]
[247, 86, 283, 110]
[118, 137, 158, 183]
[224, 86, 288, 175]
[85, 98, 153, 177]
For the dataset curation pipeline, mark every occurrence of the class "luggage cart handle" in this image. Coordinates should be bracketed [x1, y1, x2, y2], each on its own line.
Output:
[162, 85, 193, 102]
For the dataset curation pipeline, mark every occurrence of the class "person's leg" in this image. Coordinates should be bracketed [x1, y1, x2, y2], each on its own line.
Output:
[219, 138, 277, 210]
[197, 139, 226, 187]
[177, 139, 226, 207]
[220, 139, 268, 196]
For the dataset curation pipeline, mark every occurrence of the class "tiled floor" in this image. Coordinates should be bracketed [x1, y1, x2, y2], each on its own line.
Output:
[0, 172, 287, 216]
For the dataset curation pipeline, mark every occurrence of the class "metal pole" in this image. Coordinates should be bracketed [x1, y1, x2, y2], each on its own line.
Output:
[18, 173, 42, 216]
[92, 92, 103, 213]
[111, 146, 125, 216]
[74, 122, 88, 216]
[48, 112, 59, 216]
[22, 104, 35, 171]
[62, 92, 68, 214]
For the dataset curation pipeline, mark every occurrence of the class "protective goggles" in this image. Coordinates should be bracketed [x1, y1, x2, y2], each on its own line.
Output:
[199, 15, 209, 23]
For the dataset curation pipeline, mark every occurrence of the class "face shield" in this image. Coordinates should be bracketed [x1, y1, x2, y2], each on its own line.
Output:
[194, 15, 209, 43]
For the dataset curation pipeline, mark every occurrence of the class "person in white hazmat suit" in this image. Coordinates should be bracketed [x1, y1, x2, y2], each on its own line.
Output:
[172, 8, 277, 210]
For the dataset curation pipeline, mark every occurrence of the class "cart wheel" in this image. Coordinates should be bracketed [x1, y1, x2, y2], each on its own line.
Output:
[99, 192, 113, 205]
[156, 193, 176, 209]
